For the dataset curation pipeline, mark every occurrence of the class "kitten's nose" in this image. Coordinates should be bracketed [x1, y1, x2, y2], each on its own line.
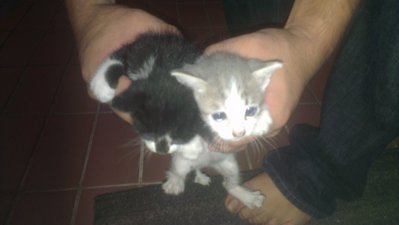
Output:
[233, 130, 246, 137]
[155, 139, 169, 154]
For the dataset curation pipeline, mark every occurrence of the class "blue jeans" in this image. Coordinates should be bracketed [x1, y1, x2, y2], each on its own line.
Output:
[225, 0, 399, 218]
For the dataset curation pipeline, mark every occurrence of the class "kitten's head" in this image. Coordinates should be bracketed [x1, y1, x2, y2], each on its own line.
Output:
[112, 77, 207, 154]
[172, 53, 282, 141]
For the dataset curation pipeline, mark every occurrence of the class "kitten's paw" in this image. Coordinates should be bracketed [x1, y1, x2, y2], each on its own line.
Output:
[242, 191, 265, 209]
[227, 185, 265, 209]
[194, 171, 211, 186]
[162, 174, 185, 195]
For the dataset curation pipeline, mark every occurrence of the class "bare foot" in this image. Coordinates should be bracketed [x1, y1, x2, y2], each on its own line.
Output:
[225, 172, 311, 225]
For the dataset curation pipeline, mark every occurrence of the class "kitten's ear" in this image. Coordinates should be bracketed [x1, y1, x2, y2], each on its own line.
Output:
[252, 60, 283, 90]
[171, 71, 207, 93]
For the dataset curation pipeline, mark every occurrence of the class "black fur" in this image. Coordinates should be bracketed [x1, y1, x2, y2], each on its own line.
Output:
[106, 32, 211, 153]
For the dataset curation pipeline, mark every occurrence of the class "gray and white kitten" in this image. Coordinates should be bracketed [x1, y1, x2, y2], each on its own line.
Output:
[172, 52, 283, 142]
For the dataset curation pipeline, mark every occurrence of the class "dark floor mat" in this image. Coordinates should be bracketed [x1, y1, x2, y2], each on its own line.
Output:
[94, 149, 398, 225]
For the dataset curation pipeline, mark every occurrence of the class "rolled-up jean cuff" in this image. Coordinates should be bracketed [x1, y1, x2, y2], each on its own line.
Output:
[263, 155, 334, 219]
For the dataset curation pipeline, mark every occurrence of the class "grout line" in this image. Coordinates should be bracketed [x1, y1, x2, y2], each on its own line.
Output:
[69, 102, 100, 225]
[22, 181, 163, 194]
[3, 107, 50, 225]
[138, 142, 145, 185]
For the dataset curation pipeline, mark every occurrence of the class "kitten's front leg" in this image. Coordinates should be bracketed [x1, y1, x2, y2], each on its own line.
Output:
[194, 169, 211, 186]
[90, 57, 123, 103]
[162, 154, 192, 195]
[213, 155, 265, 209]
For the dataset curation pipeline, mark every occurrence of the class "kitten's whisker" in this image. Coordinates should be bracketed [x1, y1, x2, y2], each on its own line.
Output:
[261, 135, 278, 151]
[250, 138, 263, 164]
[114, 138, 142, 164]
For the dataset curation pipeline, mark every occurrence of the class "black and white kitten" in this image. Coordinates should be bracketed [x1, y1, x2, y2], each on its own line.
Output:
[90, 32, 265, 209]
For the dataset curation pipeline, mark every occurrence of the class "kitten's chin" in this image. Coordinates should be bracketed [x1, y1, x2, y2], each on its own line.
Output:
[209, 136, 254, 152]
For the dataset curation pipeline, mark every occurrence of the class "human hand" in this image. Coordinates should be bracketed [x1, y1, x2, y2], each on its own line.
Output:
[206, 27, 325, 149]
[68, 2, 178, 123]
[226, 172, 311, 225]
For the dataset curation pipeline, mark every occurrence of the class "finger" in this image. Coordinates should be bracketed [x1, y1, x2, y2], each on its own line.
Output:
[111, 108, 133, 124]
[225, 195, 245, 214]
[115, 75, 132, 95]
[239, 206, 259, 221]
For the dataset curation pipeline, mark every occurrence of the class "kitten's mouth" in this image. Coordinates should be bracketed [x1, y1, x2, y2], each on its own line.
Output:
[209, 136, 254, 153]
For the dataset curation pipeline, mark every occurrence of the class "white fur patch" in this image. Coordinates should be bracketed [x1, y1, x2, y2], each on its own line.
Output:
[227, 186, 265, 209]
[162, 136, 264, 208]
[208, 81, 247, 141]
[90, 57, 122, 103]
[127, 56, 155, 80]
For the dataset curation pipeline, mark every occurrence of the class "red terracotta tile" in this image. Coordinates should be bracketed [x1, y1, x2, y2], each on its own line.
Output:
[0, 68, 23, 110]
[75, 187, 132, 225]
[51, 5, 73, 32]
[0, 115, 44, 191]
[0, 3, 31, 30]
[118, 0, 151, 8]
[204, 2, 227, 28]
[299, 86, 318, 105]
[69, 48, 80, 66]
[142, 152, 171, 183]
[184, 27, 215, 43]
[288, 104, 321, 129]
[24, 115, 94, 190]
[10, 191, 75, 225]
[0, 30, 45, 67]
[99, 104, 113, 113]
[16, 3, 62, 31]
[29, 30, 74, 65]
[0, 192, 15, 223]
[148, 3, 179, 24]
[177, 0, 203, 3]
[5, 66, 64, 115]
[178, 4, 209, 28]
[0, 31, 10, 45]
[84, 114, 140, 186]
[52, 64, 98, 114]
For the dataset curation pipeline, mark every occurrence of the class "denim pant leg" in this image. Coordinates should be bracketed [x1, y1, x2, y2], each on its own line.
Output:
[263, 0, 399, 218]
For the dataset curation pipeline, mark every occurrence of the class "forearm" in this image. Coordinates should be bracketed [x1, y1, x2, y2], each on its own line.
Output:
[65, 0, 114, 45]
[283, 0, 360, 82]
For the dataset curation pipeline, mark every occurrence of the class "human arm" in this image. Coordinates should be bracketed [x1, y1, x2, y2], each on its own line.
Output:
[65, 0, 178, 123]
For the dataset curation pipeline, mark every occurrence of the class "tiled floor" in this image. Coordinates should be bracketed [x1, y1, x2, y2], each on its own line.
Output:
[0, 1, 326, 225]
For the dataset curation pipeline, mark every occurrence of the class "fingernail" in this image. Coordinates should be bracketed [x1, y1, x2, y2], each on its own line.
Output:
[227, 199, 240, 213]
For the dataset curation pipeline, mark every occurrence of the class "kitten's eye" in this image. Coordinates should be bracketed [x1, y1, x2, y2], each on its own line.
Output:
[212, 112, 227, 122]
[245, 106, 258, 117]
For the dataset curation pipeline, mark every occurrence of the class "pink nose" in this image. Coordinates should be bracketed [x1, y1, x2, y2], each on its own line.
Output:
[233, 130, 245, 137]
